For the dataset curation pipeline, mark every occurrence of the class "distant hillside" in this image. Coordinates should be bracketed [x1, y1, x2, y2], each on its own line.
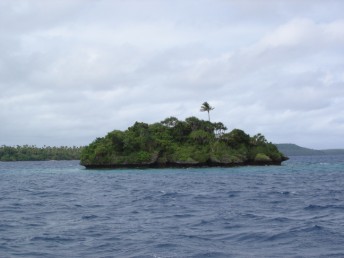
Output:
[322, 149, 344, 155]
[275, 144, 344, 156]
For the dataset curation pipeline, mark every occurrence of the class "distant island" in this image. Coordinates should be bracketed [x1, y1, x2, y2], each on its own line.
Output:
[0, 145, 83, 161]
[80, 116, 288, 169]
[275, 143, 344, 156]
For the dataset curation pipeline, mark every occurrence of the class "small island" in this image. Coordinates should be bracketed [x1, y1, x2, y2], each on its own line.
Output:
[80, 113, 288, 169]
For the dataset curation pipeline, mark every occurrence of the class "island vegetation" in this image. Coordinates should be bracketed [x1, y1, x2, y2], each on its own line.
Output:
[80, 114, 287, 169]
[0, 145, 83, 161]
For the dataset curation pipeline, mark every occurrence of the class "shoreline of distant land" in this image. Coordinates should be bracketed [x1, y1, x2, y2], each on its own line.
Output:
[0, 145, 84, 162]
[275, 144, 344, 156]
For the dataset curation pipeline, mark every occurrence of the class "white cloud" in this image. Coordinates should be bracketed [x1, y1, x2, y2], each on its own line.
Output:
[0, 0, 344, 149]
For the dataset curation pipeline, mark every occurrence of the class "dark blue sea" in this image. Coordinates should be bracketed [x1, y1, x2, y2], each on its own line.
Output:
[1, 156, 344, 258]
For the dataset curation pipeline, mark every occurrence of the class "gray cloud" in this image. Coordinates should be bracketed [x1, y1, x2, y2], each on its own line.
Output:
[1, 0, 344, 149]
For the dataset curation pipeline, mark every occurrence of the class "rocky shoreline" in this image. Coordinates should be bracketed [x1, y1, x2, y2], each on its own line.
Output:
[83, 157, 288, 169]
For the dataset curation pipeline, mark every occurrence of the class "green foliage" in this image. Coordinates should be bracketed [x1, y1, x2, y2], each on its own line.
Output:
[161, 116, 179, 128]
[249, 142, 283, 161]
[254, 153, 272, 162]
[251, 133, 268, 145]
[108, 130, 125, 152]
[213, 122, 227, 137]
[220, 129, 250, 147]
[80, 116, 286, 167]
[0, 145, 84, 161]
[211, 141, 246, 163]
[136, 151, 152, 162]
[189, 130, 214, 145]
[172, 145, 196, 162]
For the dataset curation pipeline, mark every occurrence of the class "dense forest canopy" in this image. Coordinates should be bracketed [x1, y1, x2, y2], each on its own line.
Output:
[0, 145, 83, 161]
[81, 116, 287, 168]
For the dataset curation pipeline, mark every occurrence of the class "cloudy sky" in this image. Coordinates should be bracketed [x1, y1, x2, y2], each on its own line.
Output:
[1, 0, 344, 149]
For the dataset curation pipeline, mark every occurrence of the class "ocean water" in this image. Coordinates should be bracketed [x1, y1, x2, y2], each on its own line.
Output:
[0, 156, 344, 258]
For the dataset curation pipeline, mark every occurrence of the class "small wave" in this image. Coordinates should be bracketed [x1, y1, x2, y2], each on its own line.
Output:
[0, 224, 16, 231]
[281, 191, 291, 195]
[265, 225, 324, 242]
[240, 213, 266, 220]
[31, 235, 73, 243]
[154, 243, 178, 249]
[82, 214, 98, 220]
[227, 190, 241, 198]
[304, 224, 323, 232]
[304, 204, 344, 211]
[268, 190, 295, 196]
[173, 214, 194, 218]
[235, 232, 267, 243]
[161, 192, 179, 198]
[269, 216, 291, 223]
[288, 224, 329, 236]
[265, 231, 290, 242]
[190, 251, 230, 258]
[193, 219, 213, 226]
[305, 204, 325, 210]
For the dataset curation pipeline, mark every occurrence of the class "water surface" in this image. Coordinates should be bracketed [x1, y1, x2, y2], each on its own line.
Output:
[1, 156, 344, 257]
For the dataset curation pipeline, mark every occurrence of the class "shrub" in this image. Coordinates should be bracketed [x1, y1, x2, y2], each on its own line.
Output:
[254, 153, 271, 162]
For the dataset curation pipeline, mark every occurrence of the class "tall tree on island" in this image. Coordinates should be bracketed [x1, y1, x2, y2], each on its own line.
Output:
[200, 102, 214, 122]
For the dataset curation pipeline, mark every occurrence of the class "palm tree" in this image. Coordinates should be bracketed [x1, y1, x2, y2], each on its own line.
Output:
[200, 102, 214, 121]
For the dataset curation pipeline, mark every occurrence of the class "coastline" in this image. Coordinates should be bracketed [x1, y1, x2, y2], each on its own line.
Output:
[82, 158, 288, 169]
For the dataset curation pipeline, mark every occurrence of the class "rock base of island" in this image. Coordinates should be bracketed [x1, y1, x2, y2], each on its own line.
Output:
[83, 158, 288, 169]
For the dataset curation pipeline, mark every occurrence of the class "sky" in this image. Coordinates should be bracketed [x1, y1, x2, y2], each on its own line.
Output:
[1, 0, 344, 149]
